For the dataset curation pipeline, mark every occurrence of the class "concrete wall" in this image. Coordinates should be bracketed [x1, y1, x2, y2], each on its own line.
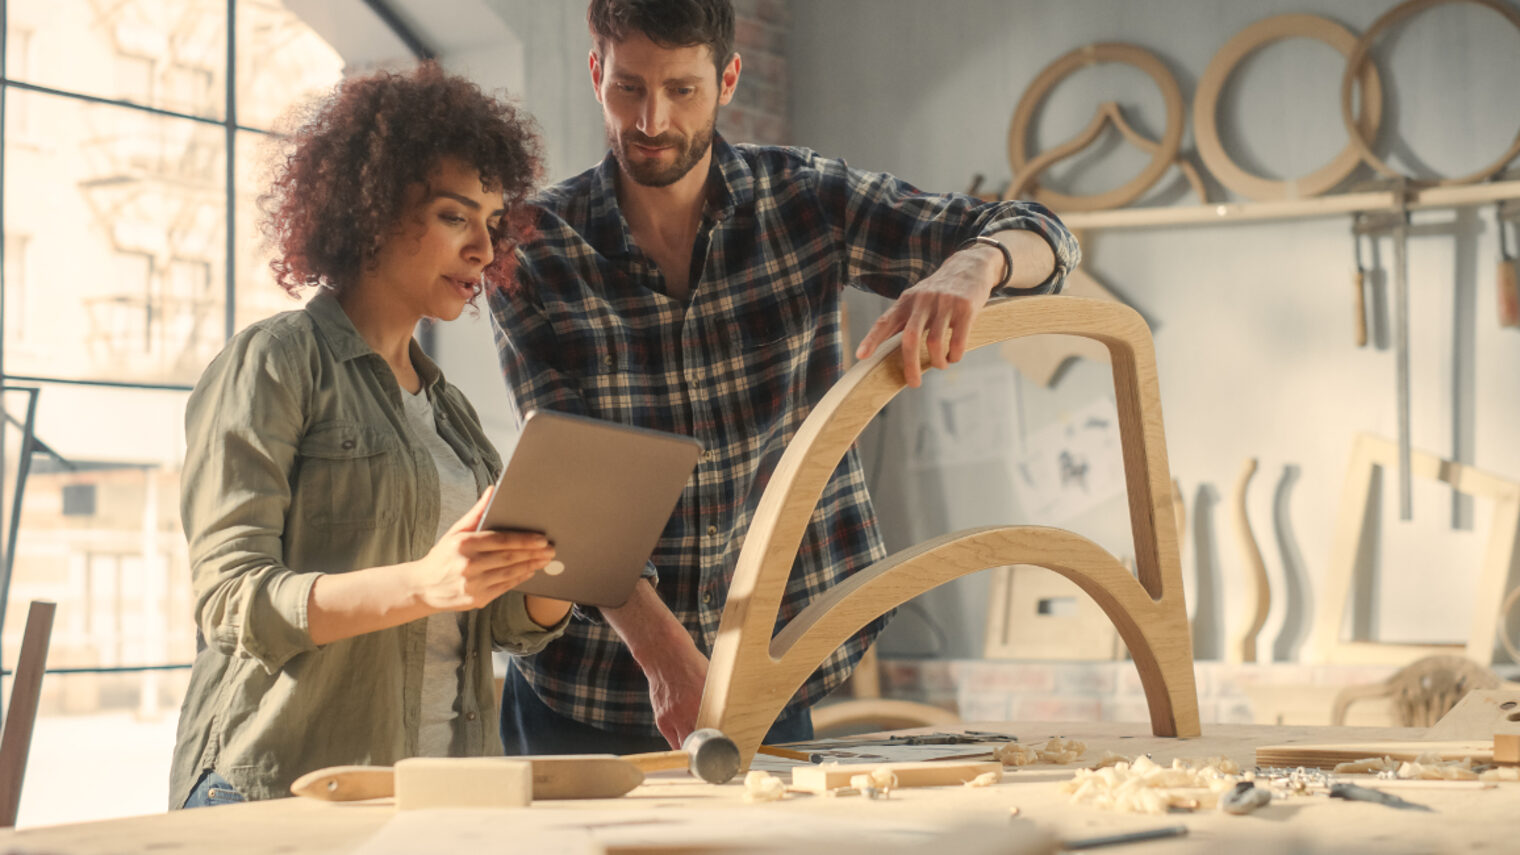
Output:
[792, 0, 1520, 661]
[416, 0, 1520, 666]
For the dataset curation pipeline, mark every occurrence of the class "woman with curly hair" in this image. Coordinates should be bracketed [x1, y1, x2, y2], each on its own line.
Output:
[170, 64, 571, 809]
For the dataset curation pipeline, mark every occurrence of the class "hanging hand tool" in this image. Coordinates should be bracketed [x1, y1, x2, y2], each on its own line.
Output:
[1499, 201, 1519, 328]
[1353, 181, 1415, 521]
[1352, 225, 1370, 347]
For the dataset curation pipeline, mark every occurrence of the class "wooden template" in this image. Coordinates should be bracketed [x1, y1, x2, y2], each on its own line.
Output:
[1227, 459, 1271, 664]
[1310, 434, 1520, 666]
[983, 563, 1124, 661]
[1425, 689, 1520, 740]
[1005, 43, 1186, 212]
[695, 296, 1199, 768]
[1341, 0, 1520, 187]
[1193, 13, 1383, 202]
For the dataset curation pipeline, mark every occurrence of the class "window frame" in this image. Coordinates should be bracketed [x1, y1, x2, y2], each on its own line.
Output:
[0, 0, 434, 677]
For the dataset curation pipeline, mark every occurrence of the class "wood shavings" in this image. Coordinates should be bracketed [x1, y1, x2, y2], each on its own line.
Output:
[848, 768, 897, 800]
[1333, 756, 1398, 775]
[1089, 751, 1133, 770]
[963, 771, 1001, 788]
[1397, 754, 1479, 781]
[1479, 766, 1520, 783]
[1060, 755, 1243, 815]
[743, 771, 786, 803]
[995, 737, 1087, 767]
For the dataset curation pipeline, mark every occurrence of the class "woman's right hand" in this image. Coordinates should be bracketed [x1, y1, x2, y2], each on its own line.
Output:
[409, 487, 555, 612]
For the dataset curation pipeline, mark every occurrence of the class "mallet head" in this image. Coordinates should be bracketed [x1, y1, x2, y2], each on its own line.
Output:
[680, 727, 741, 784]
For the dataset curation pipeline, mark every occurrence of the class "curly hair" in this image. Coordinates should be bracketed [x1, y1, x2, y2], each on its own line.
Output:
[262, 63, 543, 298]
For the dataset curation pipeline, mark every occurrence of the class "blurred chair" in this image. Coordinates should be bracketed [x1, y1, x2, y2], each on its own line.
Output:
[0, 600, 57, 828]
[1331, 654, 1503, 727]
[809, 646, 960, 737]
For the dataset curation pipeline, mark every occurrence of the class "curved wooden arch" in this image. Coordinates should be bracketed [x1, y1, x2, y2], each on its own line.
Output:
[1340, 0, 1520, 187]
[1195, 13, 1384, 201]
[696, 297, 1200, 767]
[1007, 43, 1186, 212]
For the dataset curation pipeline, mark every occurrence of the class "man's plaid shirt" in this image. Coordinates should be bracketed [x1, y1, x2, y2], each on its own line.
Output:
[489, 135, 1079, 734]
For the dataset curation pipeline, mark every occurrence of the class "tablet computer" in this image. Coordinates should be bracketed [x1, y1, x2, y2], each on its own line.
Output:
[476, 409, 702, 608]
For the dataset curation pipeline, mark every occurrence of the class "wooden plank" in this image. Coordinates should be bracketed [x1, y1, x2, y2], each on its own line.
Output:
[789, 760, 1004, 793]
[1255, 740, 1494, 770]
[393, 758, 531, 810]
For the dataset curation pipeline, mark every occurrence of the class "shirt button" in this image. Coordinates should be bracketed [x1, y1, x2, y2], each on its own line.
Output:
[702, 591, 713, 605]
[706, 525, 718, 536]
[603, 354, 614, 367]
[702, 450, 715, 463]
[341, 439, 355, 450]
[466, 711, 477, 722]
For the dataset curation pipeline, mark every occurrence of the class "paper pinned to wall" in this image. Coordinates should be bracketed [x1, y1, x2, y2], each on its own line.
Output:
[1009, 396, 1125, 526]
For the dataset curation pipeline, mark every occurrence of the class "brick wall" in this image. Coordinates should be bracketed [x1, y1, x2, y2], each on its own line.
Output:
[718, 0, 789, 146]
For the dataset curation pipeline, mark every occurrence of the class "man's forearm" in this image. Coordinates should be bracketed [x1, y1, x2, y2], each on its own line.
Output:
[979, 228, 1056, 290]
[603, 578, 696, 667]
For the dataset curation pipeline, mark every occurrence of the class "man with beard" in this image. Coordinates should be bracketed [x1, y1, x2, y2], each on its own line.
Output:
[489, 0, 1081, 755]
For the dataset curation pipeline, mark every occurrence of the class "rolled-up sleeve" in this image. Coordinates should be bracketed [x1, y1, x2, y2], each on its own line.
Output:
[181, 329, 321, 674]
[809, 151, 1080, 297]
[486, 591, 570, 654]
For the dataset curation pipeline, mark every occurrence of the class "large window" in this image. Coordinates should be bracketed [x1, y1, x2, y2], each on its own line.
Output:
[1, 0, 421, 825]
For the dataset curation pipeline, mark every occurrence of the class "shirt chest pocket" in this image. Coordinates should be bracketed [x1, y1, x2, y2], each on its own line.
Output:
[725, 278, 814, 362]
[292, 421, 401, 528]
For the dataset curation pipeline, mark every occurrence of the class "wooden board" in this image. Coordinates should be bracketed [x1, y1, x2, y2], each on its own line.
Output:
[1255, 740, 1494, 769]
[393, 758, 531, 810]
[789, 760, 1004, 793]
[1426, 689, 1520, 739]
[291, 756, 645, 802]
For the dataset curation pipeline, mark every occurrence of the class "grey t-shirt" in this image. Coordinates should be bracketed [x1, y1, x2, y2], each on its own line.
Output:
[403, 385, 480, 757]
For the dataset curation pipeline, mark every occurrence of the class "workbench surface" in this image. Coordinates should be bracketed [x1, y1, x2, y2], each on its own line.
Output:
[2, 722, 1513, 854]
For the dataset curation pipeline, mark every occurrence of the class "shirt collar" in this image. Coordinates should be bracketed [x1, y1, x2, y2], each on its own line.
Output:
[303, 289, 444, 391]
[587, 132, 753, 258]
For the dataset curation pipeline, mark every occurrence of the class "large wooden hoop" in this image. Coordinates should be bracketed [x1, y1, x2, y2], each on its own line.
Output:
[1194, 13, 1384, 201]
[696, 297, 1200, 767]
[1341, 0, 1520, 186]
[1008, 43, 1185, 211]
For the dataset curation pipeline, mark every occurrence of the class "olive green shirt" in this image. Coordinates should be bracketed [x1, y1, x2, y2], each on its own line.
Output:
[170, 291, 565, 807]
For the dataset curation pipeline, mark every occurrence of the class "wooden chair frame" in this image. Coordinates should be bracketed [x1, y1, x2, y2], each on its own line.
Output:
[695, 296, 1200, 767]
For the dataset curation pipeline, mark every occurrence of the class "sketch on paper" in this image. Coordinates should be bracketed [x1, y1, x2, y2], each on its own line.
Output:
[1010, 397, 1124, 525]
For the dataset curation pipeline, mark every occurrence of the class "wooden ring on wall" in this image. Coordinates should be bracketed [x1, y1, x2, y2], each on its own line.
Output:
[1341, 0, 1520, 186]
[1194, 14, 1384, 201]
[1008, 43, 1184, 211]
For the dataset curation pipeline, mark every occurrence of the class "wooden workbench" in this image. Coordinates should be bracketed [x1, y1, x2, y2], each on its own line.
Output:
[2, 722, 1514, 854]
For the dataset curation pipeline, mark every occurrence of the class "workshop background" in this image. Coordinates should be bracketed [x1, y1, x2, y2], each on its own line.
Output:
[2, 0, 1518, 828]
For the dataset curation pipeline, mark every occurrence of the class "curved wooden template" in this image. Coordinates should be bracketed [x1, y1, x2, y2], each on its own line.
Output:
[1194, 13, 1384, 201]
[1340, 0, 1520, 187]
[1228, 458, 1271, 664]
[697, 296, 1197, 766]
[1007, 102, 1206, 206]
[1007, 43, 1185, 212]
[811, 699, 961, 735]
[733, 528, 1194, 749]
